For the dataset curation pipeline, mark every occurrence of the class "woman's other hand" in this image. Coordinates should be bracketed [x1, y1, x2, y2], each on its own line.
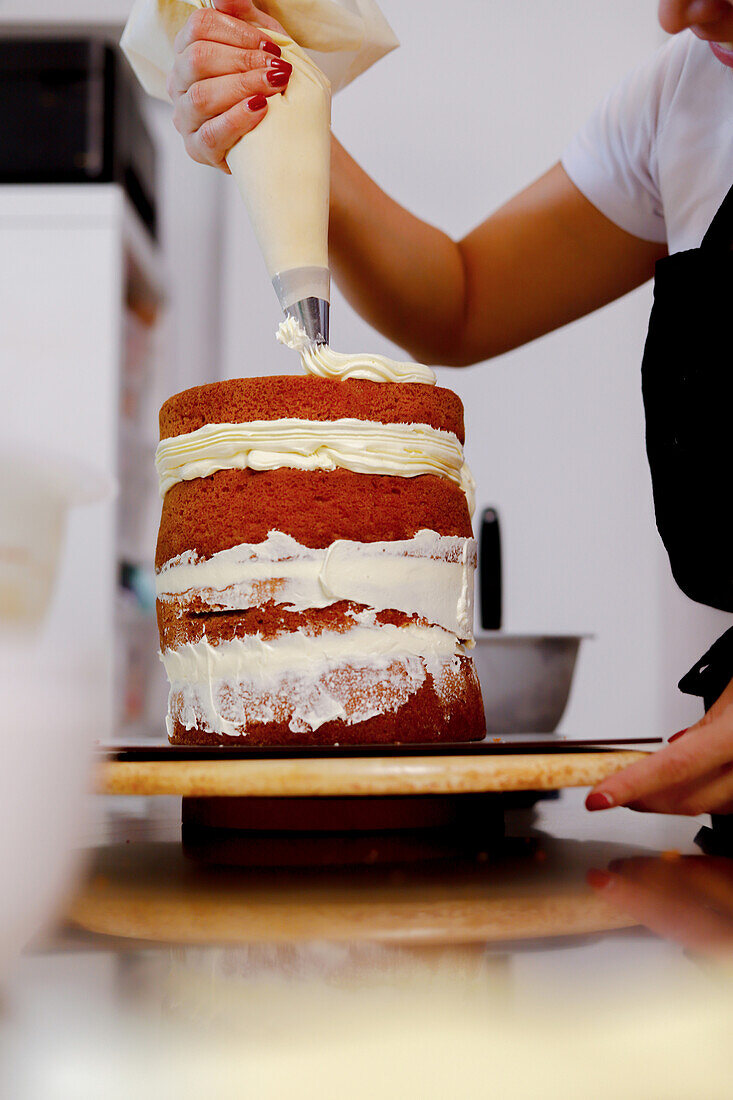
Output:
[168, 1, 291, 173]
[586, 677, 733, 816]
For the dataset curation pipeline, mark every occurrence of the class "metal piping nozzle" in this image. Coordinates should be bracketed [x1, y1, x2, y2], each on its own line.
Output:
[285, 297, 330, 345]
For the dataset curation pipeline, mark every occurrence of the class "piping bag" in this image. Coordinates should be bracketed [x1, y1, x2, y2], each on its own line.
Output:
[121, 0, 398, 345]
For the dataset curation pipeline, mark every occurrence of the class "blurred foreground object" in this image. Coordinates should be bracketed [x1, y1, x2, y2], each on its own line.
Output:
[0, 449, 109, 626]
[0, 449, 110, 975]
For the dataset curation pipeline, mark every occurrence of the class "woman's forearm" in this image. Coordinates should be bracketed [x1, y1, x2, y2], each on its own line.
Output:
[329, 137, 666, 366]
[329, 137, 468, 364]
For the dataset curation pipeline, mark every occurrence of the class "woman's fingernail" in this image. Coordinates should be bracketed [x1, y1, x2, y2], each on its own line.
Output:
[585, 791, 615, 812]
[668, 728, 689, 742]
[261, 40, 281, 57]
[586, 868, 613, 889]
[247, 94, 267, 111]
[267, 68, 290, 87]
[269, 58, 292, 74]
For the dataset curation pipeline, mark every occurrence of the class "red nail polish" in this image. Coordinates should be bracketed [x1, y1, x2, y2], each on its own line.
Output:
[586, 868, 613, 889]
[668, 728, 689, 742]
[261, 40, 281, 57]
[247, 94, 267, 111]
[267, 68, 290, 87]
[586, 791, 615, 812]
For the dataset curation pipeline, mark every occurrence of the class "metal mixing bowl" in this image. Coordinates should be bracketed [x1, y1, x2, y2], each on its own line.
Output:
[472, 633, 587, 734]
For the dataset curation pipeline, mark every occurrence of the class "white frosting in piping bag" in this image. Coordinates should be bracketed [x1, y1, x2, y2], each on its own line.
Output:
[157, 529, 476, 640]
[225, 28, 332, 283]
[276, 317, 437, 385]
[155, 417, 476, 514]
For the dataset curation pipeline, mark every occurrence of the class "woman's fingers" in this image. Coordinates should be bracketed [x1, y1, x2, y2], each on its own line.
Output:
[619, 763, 732, 815]
[619, 677, 733, 814]
[175, 40, 290, 90]
[167, 4, 294, 171]
[173, 62, 290, 134]
[659, 764, 733, 816]
[174, 7, 271, 58]
[176, 71, 263, 132]
[173, 6, 281, 63]
[183, 95, 268, 170]
[586, 703, 733, 813]
[214, 0, 284, 34]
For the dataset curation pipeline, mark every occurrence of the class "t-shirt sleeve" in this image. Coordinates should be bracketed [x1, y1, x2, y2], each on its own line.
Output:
[561, 40, 680, 244]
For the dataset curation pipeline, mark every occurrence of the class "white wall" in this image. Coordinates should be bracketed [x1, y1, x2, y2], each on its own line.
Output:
[219, 0, 728, 738]
[143, 99, 229, 401]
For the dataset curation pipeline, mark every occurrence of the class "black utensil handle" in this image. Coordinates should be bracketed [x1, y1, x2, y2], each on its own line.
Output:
[479, 506, 502, 630]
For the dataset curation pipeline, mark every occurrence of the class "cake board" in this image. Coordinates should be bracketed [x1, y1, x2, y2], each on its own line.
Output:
[98, 740, 656, 860]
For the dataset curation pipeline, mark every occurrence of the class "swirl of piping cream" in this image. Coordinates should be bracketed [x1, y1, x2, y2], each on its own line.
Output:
[155, 418, 475, 514]
[276, 317, 437, 385]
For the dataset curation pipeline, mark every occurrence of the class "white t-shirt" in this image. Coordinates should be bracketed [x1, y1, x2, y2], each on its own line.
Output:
[562, 31, 733, 255]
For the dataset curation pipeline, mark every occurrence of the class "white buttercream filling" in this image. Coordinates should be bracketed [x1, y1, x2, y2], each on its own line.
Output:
[157, 529, 476, 641]
[276, 317, 437, 386]
[161, 620, 467, 737]
[223, 28, 332, 279]
[155, 418, 475, 515]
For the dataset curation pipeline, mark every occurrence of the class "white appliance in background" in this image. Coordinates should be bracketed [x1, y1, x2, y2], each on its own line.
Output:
[1, 183, 169, 740]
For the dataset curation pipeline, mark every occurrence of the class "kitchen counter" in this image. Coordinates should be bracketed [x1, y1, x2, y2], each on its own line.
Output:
[2, 791, 733, 1099]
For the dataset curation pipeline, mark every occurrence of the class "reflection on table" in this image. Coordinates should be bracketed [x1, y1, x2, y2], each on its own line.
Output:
[4, 803, 733, 1099]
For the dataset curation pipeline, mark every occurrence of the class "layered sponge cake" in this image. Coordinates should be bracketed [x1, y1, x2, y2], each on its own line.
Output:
[154, 373, 485, 745]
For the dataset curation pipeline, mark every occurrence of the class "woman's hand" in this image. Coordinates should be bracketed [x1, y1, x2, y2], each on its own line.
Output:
[586, 677, 733, 816]
[167, 0, 291, 173]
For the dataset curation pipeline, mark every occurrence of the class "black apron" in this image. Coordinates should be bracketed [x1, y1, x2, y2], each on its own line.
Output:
[641, 183, 733, 851]
[641, 180, 733, 710]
